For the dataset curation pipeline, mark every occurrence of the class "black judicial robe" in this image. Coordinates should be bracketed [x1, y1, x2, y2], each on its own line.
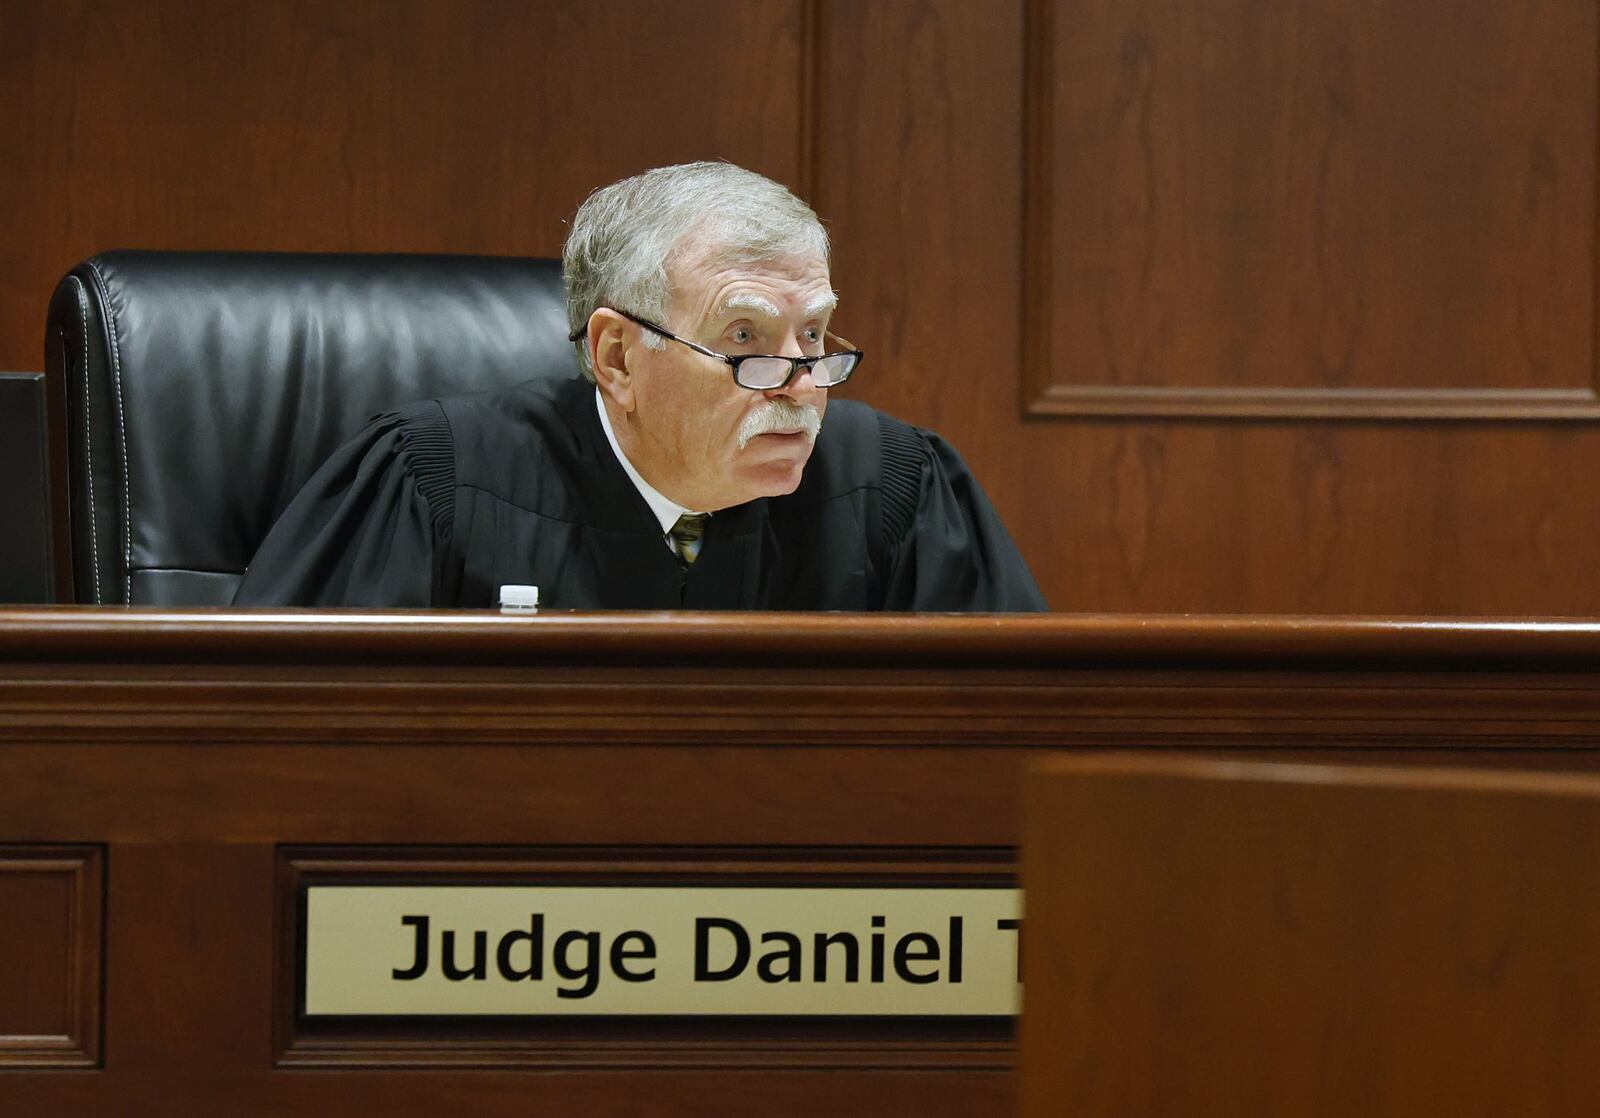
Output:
[232, 375, 1047, 611]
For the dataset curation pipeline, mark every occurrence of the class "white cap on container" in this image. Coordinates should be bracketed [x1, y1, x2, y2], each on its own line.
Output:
[498, 584, 540, 612]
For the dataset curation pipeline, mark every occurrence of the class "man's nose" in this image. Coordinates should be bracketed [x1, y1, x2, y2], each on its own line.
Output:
[764, 360, 823, 401]
[764, 332, 825, 399]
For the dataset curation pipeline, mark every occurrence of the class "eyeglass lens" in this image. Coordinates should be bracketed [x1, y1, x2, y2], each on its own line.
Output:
[737, 353, 857, 390]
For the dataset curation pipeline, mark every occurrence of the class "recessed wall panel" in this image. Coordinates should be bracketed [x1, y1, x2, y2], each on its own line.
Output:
[1024, 0, 1600, 418]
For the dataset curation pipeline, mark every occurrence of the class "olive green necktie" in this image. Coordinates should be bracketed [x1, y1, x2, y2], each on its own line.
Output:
[669, 513, 708, 566]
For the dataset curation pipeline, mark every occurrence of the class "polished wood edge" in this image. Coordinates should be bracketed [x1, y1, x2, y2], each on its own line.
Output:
[274, 1037, 1014, 1072]
[1032, 752, 1600, 798]
[0, 1036, 98, 1069]
[5, 609, 1600, 669]
[1024, 384, 1600, 421]
[0, 845, 103, 1069]
[275, 845, 1016, 1071]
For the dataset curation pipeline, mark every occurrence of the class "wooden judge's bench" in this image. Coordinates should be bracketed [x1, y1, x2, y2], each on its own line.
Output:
[3, 610, 1600, 1116]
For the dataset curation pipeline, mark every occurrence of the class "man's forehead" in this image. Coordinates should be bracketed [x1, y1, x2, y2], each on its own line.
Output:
[670, 243, 833, 310]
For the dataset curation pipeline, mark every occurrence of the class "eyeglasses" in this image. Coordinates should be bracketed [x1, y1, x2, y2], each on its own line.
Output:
[569, 308, 863, 391]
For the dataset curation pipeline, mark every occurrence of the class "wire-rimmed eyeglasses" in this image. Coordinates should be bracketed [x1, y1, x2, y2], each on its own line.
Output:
[569, 309, 863, 391]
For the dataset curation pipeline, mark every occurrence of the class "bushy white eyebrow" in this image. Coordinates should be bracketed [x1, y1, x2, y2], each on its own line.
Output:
[717, 290, 840, 320]
[722, 292, 783, 318]
[804, 291, 839, 318]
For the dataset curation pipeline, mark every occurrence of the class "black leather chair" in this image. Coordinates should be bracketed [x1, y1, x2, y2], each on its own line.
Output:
[47, 251, 575, 605]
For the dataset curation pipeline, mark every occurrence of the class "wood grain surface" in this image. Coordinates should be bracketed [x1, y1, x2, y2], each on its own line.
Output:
[0, 610, 1597, 1112]
[0, 847, 101, 1068]
[1025, 0, 1597, 412]
[1023, 756, 1600, 1116]
[8, 0, 1600, 614]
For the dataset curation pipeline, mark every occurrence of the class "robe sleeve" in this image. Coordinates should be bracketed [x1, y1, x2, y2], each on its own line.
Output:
[877, 416, 1049, 612]
[231, 401, 456, 607]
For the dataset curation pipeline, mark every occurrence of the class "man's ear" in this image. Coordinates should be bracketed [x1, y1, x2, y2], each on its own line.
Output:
[589, 310, 636, 413]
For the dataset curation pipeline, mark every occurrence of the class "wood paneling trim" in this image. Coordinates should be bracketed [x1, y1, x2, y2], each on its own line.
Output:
[7, 609, 1600, 671]
[1028, 384, 1600, 420]
[0, 846, 103, 1068]
[275, 847, 1012, 1070]
[1021, 0, 1056, 423]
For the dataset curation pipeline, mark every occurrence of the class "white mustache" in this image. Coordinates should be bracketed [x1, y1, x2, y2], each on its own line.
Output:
[737, 400, 822, 449]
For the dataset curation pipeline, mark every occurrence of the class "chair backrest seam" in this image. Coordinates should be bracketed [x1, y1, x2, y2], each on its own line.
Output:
[85, 259, 132, 604]
[70, 277, 102, 605]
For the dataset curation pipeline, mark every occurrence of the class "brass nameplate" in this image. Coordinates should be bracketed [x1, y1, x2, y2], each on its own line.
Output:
[304, 886, 1021, 1016]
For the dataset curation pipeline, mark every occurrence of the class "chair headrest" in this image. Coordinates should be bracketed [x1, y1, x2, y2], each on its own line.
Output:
[50, 250, 576, 604]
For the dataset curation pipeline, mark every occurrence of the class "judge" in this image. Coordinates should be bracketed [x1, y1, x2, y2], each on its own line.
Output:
[233, 162, 1046, 611]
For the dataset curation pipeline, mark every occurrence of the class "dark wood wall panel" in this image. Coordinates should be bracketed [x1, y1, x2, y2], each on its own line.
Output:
[1024, 0, 1599, 418]
[1017, 425, 1600, 614]
[816, 0, 1029, 524]
[0, 0, 809, 369]
[8, 0, 1600, 613]
[821, 0, 1600, 613]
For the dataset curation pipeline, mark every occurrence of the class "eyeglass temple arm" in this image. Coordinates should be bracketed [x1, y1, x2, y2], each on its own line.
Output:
[569, 311, 727, 361]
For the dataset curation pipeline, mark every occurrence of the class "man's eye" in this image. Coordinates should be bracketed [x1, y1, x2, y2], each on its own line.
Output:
[730, 327, 753, 345]
[803, 328, 823, 344]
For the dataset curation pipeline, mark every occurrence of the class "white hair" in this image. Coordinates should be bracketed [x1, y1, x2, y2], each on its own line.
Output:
[562, 162, 831, 381]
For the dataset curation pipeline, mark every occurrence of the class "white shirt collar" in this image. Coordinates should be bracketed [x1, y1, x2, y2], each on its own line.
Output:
[594, 387, 705, 545]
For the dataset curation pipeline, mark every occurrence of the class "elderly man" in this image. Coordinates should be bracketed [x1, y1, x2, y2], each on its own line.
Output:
[234, 163, 1046, 610]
